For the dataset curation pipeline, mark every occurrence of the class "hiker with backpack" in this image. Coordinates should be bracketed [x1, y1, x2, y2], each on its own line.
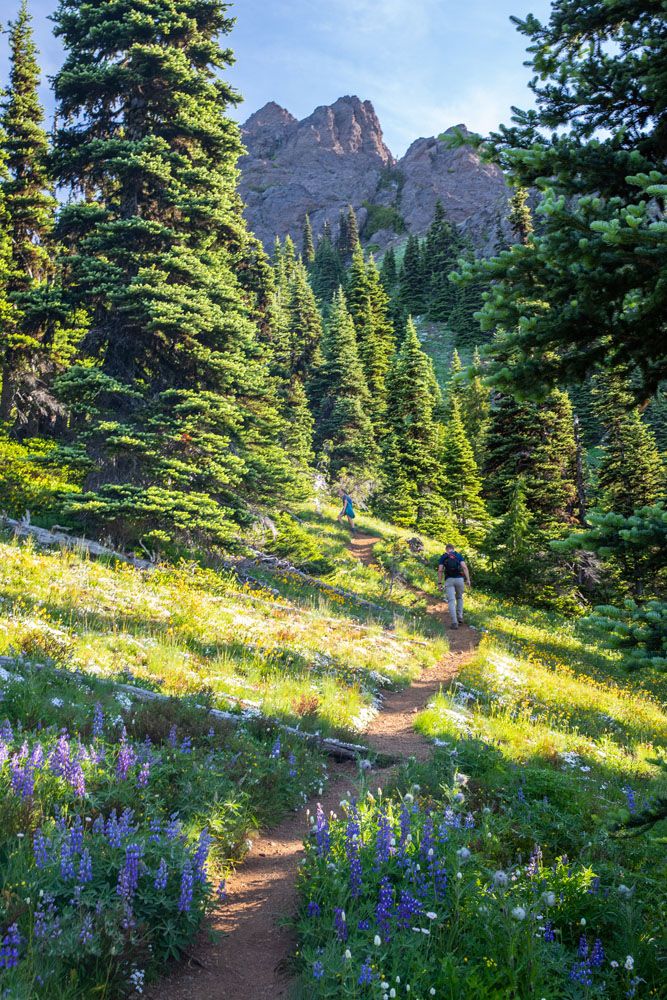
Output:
[437, 544, 471, 629]
[337, 489, 357, 535]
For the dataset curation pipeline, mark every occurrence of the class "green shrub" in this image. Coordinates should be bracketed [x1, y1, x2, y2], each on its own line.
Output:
[265, 513, 333, 574]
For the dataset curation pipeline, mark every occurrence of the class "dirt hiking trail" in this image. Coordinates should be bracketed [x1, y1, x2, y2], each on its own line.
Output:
[150, 535, 479, 1000]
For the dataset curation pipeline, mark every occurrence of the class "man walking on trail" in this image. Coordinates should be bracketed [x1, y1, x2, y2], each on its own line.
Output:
[337, 489, 357, 534]
[438, 544, 471, 629]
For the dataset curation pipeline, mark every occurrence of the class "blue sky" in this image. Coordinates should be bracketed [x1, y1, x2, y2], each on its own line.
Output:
[1, 0, 553, 156]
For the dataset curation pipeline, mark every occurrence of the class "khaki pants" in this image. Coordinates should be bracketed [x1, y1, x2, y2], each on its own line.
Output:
[444, 577, 465, 626]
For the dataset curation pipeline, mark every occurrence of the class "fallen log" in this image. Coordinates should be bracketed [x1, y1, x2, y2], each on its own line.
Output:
[2, 516, 156, 571]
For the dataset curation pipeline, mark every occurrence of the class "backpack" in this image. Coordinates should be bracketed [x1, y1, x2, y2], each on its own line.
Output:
[442, 553, 463, 578]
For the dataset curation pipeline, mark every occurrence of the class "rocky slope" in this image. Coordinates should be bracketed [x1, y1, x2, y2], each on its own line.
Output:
[238, 95, 510, 252]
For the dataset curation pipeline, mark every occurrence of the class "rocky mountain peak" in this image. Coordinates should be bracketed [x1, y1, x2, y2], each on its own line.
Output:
[238, 97, 510, 252]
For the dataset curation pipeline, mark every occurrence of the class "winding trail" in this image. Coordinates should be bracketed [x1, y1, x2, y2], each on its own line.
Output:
[150, 536, 478, 1000]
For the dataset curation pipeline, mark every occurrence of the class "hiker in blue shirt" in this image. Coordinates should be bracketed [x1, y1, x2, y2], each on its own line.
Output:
[437, 544, 471, 629]
[337, 490, 357, 535]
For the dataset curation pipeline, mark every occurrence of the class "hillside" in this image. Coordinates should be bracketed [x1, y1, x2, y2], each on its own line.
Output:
[238, 95, 510, 251]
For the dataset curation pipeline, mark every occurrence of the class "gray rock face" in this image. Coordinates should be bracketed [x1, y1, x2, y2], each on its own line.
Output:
[238, 98, 510, 252]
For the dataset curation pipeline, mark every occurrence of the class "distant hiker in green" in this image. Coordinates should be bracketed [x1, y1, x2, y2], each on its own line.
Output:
[337, 490, 357, 534]
[438, 544, 471, 629]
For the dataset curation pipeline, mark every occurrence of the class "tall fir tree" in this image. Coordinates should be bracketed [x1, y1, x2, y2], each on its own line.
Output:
[460, 348, 491, 468]
[424, 201, 462, 323]
[286, 260, 323, 383]
[485, 389, 578, 529]
[398, 234, 426, 316]
[508, 187, 534, 245]
[380, 246, 398, 292]
[52, 0, 292, 546]
[0, 0, 58, 430]
[381, 318, 452, 536]
[310, 230, 344, 304]
[337, 204, 360, 262]
[314, 288, 379, 479]
[302, 214, 315, 266]
[441, 397, 488, 538]
[592, 372, 665, 515]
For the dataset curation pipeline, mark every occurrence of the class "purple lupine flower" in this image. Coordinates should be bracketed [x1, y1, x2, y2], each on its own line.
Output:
[374, 808, 393, 868]
[78, 849, 93, 885]
[166, 814, 182, 840]
[543, 922, 556, 942]
[70, 816, 84, 854]
[375, 877, 393, 941]
[49, 734, 71, 778]
[623, 786, 637, 814]
[397, 890, 423, 929]
[570, 960, 593, 987]
[92, 703, 104, 738]
[68, 760, 86, 797]
[154, 858, 168, 892]
[0, 720, 13, 742]
[358, 919, 370, 930]
[0, 740, 9, 767]
[590, 939, 605, 967]
[517, 785, 526, 804]
[350, 855, 363, 899]
[10, 757, 34, 799]
[333, 907, 348, 942]
[60, 843, 76, 881]
[118, 808, 135, 838]
[30, 742, 45, 768]
[464, 812, 475, 829]
[313, 961, 324, 980]
[358, 959, 374, 985]
[527, 844, 543, 877]
[588, 876, 601, 895]
[117, 843, 143, 901]
[288, 752, 297, 778]
[180, 736, 193, 754]
[168, 725, 178, 748]
[193, 828, 212, 884]
[315, 804, 330, 857]
[398, 803, 411, 860]
[270, 737, 281, 759]
[116, 738, 137, 780]
[420, 815, 435, 869]
[579, 935, 589, 959]
[79, 913, 94, 946]
[149, 818, 162, 843]
[137, 762, 150, 788]
[0, 924, 21, 969]
[307, 901, 321, 918]
[216, 879, 227, 901]
[178, 860, 194, 913]
[33, 829, 50, 868]
[92, 815, 105, 835]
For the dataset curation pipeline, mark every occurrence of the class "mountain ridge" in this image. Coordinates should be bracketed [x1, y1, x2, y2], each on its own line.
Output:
[238, 95, 510, 252]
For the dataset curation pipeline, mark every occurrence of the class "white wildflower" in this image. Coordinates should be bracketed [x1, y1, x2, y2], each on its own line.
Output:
[374, 935, 381, 947]
[456, 847, 471, 862]
[493, 870, 508, 886]
[512, 906, 526, 921]
[542, 891, 556, 907]
[625, 956, 634, 971]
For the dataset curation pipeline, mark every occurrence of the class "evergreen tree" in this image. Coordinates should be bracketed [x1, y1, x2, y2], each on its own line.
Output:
[52, 0, 292, 547]
[398, 234, 426, 316]
[302, 214, 315, 266]
[337, 204, 360, 262]
[286, 260, 323, 381]
[0, 0, 58, 430]
[441, 397, 488, 538]
[592, 372, 665, 515]
[424, 202, 462, 322]
[381, 318, 451, 534]
[460, 348, 491, 467]
[468, 1, 667, 399]
[445, 349, 464, 412]
[484, 477, 533, 570]
[380, 246, 398, 292]
[310, 231, 344, 304]
[314, 288, 379, 479]
[485, 389, 578, 529]
[282, 375, 314, 487]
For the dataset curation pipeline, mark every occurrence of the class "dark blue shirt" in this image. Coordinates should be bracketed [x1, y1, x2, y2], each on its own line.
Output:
[439, 551, 465, 578]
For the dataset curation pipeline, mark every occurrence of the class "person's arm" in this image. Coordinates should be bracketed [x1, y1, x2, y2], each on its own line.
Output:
[437, 556, 444, 586]
[460, 560, 471, 586]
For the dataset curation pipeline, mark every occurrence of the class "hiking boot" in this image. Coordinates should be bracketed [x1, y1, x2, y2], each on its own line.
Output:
[458, 618, 464, 625]
[450, 623, 459, 630]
